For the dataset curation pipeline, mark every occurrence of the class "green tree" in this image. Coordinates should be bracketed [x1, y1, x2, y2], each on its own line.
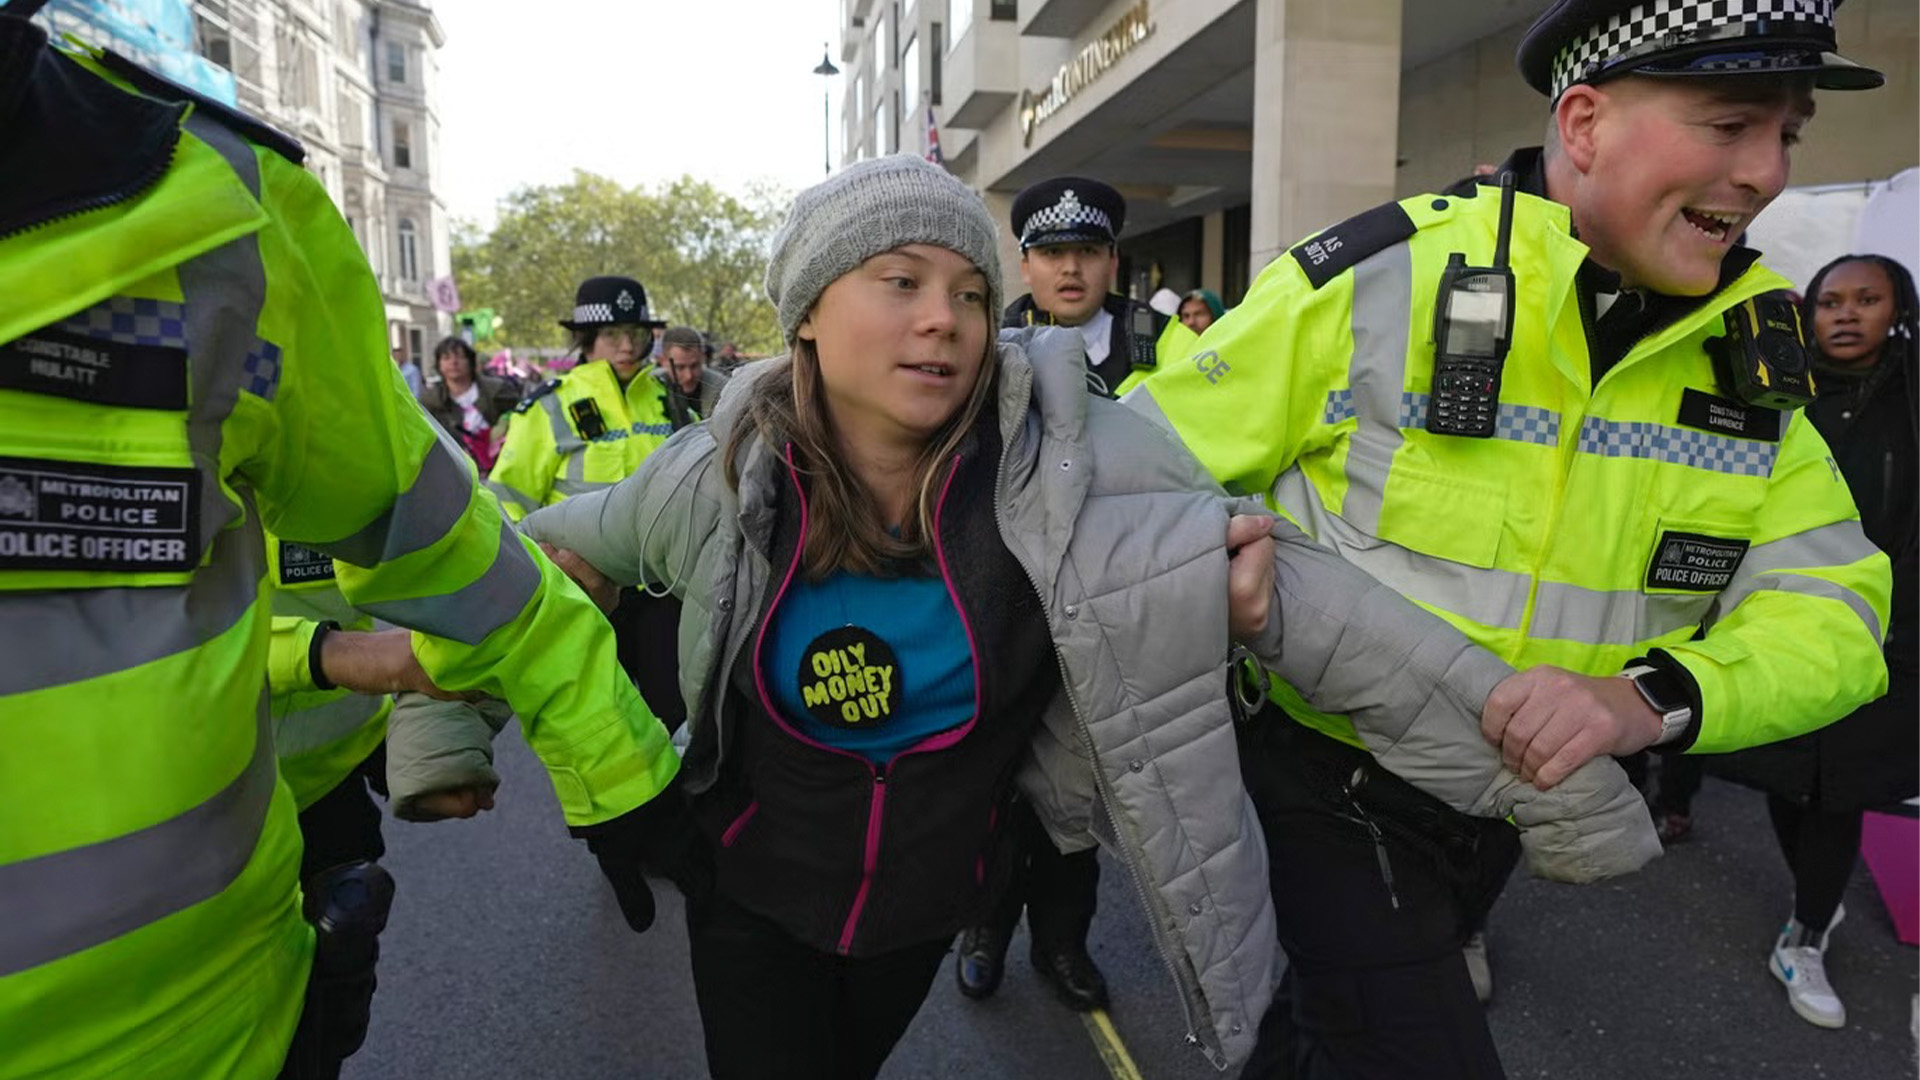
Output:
[451, 171, 785, 354]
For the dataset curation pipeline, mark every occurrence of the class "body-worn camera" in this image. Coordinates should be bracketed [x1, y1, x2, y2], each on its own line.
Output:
[569, 398, 609, 440]
[1710, 294, 1816, 411]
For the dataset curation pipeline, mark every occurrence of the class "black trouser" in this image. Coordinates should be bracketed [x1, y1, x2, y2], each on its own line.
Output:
[687, 892, 952, 1080]
[279, 752, 389, 1080]
[1619, 750, 1705, 815]
[612, 586, 688, 734]
[1766, 796, 1863, 933]
[1237, 714, 1521, 1080]
[981, 798, 1100, 956]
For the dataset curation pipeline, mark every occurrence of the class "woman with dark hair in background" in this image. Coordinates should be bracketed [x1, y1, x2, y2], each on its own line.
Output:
[1719, 254, 1918, 1031]
[420, 335, 519, 473]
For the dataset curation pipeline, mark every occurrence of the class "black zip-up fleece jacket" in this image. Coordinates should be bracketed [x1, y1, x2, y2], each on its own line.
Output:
[694, 419, 1061, 958]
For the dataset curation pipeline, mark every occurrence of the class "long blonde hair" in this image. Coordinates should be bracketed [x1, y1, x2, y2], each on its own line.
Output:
[724, 335, 999, 579]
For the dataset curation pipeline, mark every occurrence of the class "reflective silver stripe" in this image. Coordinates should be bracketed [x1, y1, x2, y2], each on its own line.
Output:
[1338, 243, 1413, 534]
[0, 689, 278, 977]
[552, 477, 614, 498]
[1528, 582, 1714, 645]
[484, 477, 541, 516]
[1713, 571, 1883, 643]
[357, 522, 541, 645]
[541, 393, 587, 454]
[1712, 520, 1884, 640]
[1576, 415, 1778, 477]
[0, 469, 267, 699]
[322, 439, 474, 569]
[276, 692, 384, 757]
[1272, 467, 1529, 631]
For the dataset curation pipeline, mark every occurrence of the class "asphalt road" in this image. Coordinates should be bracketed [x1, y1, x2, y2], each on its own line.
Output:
[347, 732, 1917, 1080]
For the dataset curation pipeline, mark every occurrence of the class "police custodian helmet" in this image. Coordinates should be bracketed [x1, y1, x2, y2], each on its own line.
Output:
[1517, 0, 1884, 102]
[558, 275, 668, 332]
[1010, 177, 1127, 251]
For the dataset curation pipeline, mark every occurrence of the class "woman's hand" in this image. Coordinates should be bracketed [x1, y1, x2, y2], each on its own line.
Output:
[1227, 514, 1277, 643]
[540, 542, 620, 614]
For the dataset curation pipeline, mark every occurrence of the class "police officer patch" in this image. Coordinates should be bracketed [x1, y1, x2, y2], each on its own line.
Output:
[277, 540, 337, 585]
[1647, 530, 1750, 592]
[796, 625, 902, 730]
[0, 456, 199, 573]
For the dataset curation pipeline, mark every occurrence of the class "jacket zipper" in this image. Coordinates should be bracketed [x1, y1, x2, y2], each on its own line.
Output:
[985, 366, 1212, 1057]
[1341, 767, 1400, 910]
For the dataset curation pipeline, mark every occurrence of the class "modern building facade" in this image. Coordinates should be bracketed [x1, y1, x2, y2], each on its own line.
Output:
[189, 0, 450, 364]
[840, 0, 1918, 303]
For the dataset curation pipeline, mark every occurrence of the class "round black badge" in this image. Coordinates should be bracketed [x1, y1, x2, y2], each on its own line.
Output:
[795, 625, 903, 730]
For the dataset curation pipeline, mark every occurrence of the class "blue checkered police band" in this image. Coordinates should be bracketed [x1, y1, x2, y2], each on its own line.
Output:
[1549, 0, 1835, 99]
[1020, 189, 1115, 245]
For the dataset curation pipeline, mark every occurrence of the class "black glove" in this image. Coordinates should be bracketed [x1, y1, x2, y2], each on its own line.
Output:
[569, 775, 708, 933]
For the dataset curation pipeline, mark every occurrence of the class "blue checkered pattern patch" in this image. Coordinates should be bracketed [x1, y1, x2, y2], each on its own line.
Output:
[1577, 416, 1777, 476]
[243, 341, 284, 401]
[1323, 388, 1358, 425]
[57, 296, 189, 348]
[1397, 393, 1562, 447]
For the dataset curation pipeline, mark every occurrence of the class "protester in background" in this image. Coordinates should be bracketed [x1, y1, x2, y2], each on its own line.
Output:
[1714, 254, 1917, 1031]
[511, 153, 1657, 1079]
[421, 336, 520, 473]
[1178, 288, 1226, 334]
[394, 344, 423, 398]
[657, 325, 730, 431]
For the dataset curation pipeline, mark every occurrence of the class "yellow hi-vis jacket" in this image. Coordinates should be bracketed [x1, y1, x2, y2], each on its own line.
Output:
[1135, 182, 1891, 755]
[264, 535, 389, 811]
[0, 39, 677, 1080]
[485, 359, 676, 521]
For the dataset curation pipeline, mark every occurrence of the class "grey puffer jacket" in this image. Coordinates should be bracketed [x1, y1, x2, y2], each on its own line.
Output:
[508, 326, 1657, 1069]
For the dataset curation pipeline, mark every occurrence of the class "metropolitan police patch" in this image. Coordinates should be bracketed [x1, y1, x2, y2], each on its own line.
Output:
[1647, 530, 1749, 591]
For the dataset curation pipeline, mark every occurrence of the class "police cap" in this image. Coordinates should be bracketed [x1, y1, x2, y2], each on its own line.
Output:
[1011, 177, 1125, 251]
[1517, 0, 1883, 102]
[559, 275, 668, 331]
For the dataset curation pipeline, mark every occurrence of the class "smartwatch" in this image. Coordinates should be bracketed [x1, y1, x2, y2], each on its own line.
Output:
[1619, 664, 1692, 746]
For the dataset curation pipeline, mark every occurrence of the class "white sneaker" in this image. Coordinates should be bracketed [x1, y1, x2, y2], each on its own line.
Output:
[1463, 931, 1493, 1005]
[1771, 919, 1846, 1029]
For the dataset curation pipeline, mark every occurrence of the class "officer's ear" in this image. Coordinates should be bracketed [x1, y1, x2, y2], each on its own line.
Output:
[1554, 84, 1605, 176]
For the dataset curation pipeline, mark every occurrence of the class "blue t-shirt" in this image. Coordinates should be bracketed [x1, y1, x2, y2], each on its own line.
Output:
[763, 569, 975, 763]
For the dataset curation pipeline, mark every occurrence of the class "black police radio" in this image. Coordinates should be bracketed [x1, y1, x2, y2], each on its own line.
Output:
[1710, 295, 1816, 411]
[1426, 172, 1519, 438]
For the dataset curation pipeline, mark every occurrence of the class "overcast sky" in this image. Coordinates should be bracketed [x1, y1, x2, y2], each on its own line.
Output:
[436, 1, 844, 226]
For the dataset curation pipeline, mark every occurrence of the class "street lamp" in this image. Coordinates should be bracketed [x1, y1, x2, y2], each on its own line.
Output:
[812, 44, 839, 176]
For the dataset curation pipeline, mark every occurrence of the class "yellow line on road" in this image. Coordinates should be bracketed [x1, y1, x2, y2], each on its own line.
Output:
[1080, 1008, 1147, 1080]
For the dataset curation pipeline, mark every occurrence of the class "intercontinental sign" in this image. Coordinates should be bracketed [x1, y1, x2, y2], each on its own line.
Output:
[1018, 1, 1155, 147]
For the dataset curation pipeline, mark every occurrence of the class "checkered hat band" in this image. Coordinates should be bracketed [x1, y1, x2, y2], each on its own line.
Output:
[572, 303, 613, 325]
[1550, 0, 1834, 98]
[1021, 203, 1115, 245]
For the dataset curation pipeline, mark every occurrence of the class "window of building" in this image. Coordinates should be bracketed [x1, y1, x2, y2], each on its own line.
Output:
[902, 34, 920, 111]
[989, 0, 1016, 18]
[201, 19, 232, 70]
[391, 120, 411, 169]
[398, 219, 419, 282]
[887, 1, 900, 61]
[890, 91, 901, 154]
[947, 0, 971, 47]
[408, 327, 425, 368]
[387, 41, 406, 83]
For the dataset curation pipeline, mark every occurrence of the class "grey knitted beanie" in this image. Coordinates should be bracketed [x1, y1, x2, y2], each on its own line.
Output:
[765, 154, 1003, 343]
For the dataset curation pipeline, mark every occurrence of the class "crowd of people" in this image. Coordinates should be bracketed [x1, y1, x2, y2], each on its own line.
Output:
[1, 0, 1912, 1079]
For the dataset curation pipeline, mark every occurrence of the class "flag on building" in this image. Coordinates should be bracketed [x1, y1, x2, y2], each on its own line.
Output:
[924, 101, 944, 166]
[427, 275, 462, 313]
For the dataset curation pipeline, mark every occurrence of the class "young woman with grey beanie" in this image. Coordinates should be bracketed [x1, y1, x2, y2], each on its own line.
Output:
[516, 154, 1653, 1078]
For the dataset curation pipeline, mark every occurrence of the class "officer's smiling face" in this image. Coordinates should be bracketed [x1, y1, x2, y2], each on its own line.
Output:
[1021, 242, 1118, 326]
[1554, 75, 1812, 296]
[798, 244, 992, 449]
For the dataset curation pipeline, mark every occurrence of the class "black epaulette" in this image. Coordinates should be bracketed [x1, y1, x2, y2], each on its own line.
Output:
[513, 378, 563, 414]
[1288, 202, 1418, 290]
[96, 50, 307, 165]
